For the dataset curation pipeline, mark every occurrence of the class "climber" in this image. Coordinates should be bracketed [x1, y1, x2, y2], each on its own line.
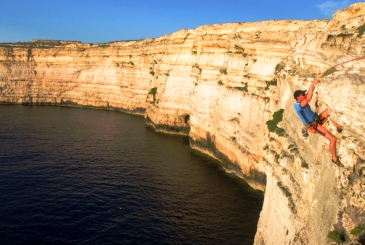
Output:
[293, 74, 344, 167]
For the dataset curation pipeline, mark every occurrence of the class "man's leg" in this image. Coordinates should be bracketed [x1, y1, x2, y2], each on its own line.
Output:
[318, 109, 329, 124]
[319, 109, 342, 131]
[316, 124, 338, 162]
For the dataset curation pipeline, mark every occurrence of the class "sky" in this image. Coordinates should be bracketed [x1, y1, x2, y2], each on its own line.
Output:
[0, 0, 362, 44]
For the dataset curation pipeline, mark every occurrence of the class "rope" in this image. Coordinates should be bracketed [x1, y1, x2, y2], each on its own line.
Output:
[315, 91, 319, 113]
[321, 55, 365, 77]
[315, 55, 365, 112]
[330, 55, 365, 68]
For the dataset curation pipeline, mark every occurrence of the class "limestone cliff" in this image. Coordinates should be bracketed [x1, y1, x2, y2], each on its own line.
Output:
[1, 3, 365, 244]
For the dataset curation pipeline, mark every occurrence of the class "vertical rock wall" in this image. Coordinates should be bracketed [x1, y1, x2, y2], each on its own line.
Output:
[1, 3, 365, 244]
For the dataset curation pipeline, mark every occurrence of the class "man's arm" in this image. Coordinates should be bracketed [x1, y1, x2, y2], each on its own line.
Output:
[300, 74, 320, 107]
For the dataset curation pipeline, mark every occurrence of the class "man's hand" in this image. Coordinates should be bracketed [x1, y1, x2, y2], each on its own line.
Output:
[314, 73, 322, 82]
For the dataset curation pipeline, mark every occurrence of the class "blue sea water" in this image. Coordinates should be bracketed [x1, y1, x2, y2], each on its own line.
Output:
[0, 105, 263, 245]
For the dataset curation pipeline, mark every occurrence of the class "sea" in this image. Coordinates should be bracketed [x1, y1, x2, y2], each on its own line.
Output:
[0, 105, 263, 245]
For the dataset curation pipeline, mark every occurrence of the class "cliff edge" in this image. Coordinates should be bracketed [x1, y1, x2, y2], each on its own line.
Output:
[1, 3, 365, 244]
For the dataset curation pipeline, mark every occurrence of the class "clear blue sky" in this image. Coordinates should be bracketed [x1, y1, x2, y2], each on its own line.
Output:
[0, 0, 362, 43]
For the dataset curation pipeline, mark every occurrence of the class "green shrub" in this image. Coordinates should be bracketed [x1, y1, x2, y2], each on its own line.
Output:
[288, 144, 298, 154]
[266, 109, 285, 134]
[350, 224, 365, 236]
[327, 230, 345, 244]
[275, 153, 280, 163]
[234, 44, 243, 50]
[148, 87, 157, 102]
[218, 80, 224, 85]
[148, 87, 157, 95]
[220, 68, 227, 75]
[357, 24, 365, 37]
[234, 83, 248, 92]
[275, 127, 285, 136]
[301, 159, 309, 169]
[233, 87, 244, 92]
[275, 63, 285, 73]
[149, 66, 155, 76]
[322, 67, 337, 77]
[264, 79, 277, 90]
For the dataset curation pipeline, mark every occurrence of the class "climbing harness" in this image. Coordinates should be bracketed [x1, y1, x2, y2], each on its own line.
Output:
[296, 103, 326, 137]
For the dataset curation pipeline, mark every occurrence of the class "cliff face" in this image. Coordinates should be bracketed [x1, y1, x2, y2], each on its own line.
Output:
[1, 3, 365, 244]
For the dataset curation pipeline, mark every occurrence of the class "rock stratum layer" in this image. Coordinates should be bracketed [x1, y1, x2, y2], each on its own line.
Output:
[1, 3, 365, 244]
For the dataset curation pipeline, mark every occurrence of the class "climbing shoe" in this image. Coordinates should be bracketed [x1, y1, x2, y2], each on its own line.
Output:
[332, 158, 344, 168]
[337, 127, 343, 133]
[301, 127, 309, 138]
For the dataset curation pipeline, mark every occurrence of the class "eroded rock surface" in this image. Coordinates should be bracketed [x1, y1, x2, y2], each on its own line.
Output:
[1, 3, 365, 244]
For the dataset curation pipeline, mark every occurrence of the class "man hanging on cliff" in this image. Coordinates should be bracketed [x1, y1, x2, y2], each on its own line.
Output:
[293, 74, 344, 167]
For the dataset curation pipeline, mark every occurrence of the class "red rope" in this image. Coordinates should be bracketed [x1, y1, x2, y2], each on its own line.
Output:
[330, 55, 365, 68]
[316, 55, 365, 111]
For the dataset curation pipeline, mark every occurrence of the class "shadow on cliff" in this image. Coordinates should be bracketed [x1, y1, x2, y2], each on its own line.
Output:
[190, 132, 267, 190]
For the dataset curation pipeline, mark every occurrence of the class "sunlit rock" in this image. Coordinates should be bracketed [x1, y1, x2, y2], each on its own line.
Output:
[1, 2, 365, 244]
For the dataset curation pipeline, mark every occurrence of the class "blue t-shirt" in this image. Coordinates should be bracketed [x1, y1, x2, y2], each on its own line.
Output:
[294, 103, 316, 126]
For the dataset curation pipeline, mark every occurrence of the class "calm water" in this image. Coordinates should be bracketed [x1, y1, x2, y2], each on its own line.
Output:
[0, 105, 263, 245]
